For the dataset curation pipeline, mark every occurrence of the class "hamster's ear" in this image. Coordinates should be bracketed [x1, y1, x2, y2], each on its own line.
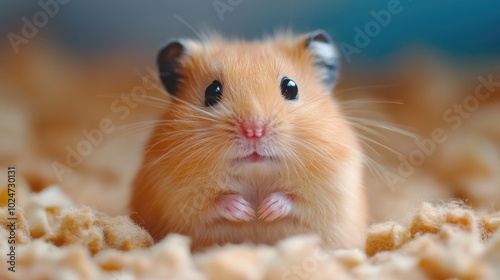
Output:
[304, 30, 338, 90]
[157, 40, 188, 95]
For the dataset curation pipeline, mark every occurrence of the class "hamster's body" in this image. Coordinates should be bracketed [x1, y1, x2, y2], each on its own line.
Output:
[130, 31, 367, 251]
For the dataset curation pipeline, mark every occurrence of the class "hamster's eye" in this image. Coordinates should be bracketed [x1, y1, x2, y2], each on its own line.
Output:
[205, 80, 223, 107]
[280, 77, 298, 101]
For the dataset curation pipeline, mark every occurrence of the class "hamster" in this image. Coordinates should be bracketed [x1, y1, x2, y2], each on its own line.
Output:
[130, 30, 367, 251]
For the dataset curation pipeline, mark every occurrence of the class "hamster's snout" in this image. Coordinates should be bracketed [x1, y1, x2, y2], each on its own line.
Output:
[239, 119, 267, 139]
[232, 117, 280, 164]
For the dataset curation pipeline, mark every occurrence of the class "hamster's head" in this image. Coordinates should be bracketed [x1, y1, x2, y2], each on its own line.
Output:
[153, 30, 360, 185]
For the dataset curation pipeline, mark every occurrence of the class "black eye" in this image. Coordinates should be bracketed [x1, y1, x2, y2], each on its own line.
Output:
[280, 77, 298, 101]
[205, 80, 223, 107]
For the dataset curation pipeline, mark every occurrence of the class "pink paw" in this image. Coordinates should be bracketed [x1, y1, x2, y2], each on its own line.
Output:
[215, 194, 255, 222]
[258, 192, 293, 222]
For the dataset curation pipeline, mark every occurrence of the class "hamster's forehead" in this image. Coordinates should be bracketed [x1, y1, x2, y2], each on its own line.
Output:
[195, 41, 290, 74]
[183, 40, 304, 90]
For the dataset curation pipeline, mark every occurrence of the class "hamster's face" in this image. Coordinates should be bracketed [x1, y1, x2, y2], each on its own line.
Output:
[154, 31, 356, 182]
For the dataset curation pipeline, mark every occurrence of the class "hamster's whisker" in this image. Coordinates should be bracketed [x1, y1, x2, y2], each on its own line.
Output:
[139, 94, 172, 105]
[94, 92, 169, 110]
[154, 104, 219, 123]
[152, 126, 214, 136]
[339, 99, 403, 106]
[112, 120, 170, 134]
[333, 84, 396, 96]
[183, 114, 220, 123]
[166, 93, 219, 119]
[349, 122, 388, 142]
[345, 117, 417, 139]
[112, 124, 162, 137]
[339, 96, 409, 140]
[341, 102, 418, 178]
[149, 135, 219, 169]
[287, 94, 329, 115]
[275, 141, 306, 176]
[348, 131, 387, 176]
[362, 153, 386, 182]
[356, 133, 404, 158]
[299, 119, 356, 149]
[145, 128, 220, 155]
[142, 130, 208, 159]
[353, 134, 382, 157]
[297, 122, 364, 167]
[135, 100, 171, 110]
[285, 137, 337, 171]
[96, 92, 172, 110]
[167, 139, 223, 175]
[112, 119, 209, 136]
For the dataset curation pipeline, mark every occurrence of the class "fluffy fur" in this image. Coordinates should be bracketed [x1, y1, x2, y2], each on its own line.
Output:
[130, 31, 367, 251]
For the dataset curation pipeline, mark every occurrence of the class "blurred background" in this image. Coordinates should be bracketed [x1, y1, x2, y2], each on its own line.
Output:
[1, 0, 499, 222]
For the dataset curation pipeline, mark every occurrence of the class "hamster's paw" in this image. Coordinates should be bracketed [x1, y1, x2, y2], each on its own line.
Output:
[215, 194, 255, 222]
[258, 192, 293, 222]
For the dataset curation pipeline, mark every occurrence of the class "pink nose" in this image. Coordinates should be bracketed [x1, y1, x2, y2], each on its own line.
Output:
[240, 121, 266, 139]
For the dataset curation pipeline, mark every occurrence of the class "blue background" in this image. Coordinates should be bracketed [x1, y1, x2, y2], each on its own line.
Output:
[2, 0, 499, 66]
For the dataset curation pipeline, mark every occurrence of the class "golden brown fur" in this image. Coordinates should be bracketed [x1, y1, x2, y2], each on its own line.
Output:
[130, 32, 367, 251]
